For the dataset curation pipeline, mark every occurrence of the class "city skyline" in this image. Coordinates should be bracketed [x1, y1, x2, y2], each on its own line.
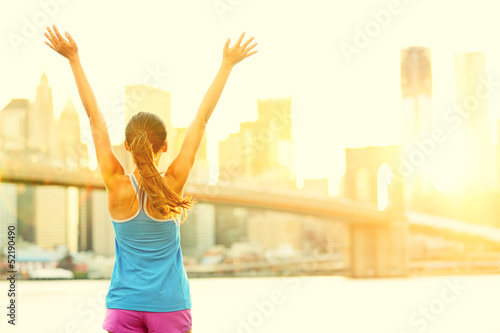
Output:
[4, 0, 500, 195]
[3, 3, 500, 332]
[0, 73, 300, 185]
[2, 52, 500, 196]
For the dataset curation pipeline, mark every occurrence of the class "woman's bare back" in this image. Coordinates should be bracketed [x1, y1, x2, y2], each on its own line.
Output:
[107, 171, 181, 221]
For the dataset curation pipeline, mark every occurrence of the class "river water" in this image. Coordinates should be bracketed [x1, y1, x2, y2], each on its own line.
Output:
[1, 275, 499, 333]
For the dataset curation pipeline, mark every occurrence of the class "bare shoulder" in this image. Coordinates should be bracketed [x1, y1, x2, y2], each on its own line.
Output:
[107, 173, 134, 199]
[106, 173, 138, 220]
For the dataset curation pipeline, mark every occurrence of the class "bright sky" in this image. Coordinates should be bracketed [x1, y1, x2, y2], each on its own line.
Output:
[1, 0, 500, 195]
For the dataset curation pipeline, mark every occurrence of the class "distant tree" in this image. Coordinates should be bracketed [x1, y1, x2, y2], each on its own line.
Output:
[58, 252, 75, 271]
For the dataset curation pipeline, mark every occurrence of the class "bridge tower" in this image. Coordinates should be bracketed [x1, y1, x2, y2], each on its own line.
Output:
[344, 146, 408, 278]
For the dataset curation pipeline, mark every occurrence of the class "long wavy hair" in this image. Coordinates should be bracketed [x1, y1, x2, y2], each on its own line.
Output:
[125, 111, 194, 223]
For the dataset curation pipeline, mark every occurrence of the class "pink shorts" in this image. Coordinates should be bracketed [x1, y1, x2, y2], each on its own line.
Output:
[103, 308, 192, 333]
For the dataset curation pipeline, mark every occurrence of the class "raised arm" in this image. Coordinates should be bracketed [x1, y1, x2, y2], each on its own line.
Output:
[44, 25, 124, 189]
[167, 32, 257, 193]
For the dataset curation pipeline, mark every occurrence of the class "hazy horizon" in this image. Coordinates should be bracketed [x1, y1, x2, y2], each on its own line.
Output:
[2, 0, 500, 194]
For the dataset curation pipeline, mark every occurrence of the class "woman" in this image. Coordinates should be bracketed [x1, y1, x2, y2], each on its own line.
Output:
[44, 25, 257, 333]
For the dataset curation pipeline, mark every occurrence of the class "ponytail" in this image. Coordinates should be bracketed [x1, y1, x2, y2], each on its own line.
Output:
[129, 130, 194, 224]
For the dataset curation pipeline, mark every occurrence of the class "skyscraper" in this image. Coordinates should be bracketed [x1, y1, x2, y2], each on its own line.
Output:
[33, 186, 70, 250]
[400, 47, 433, 144]
[180, 203, 215, 258]
[215, 206, 248, 248]
[167, 127, 212, 257]
[252, 98, 294, 183]
[0, 99, 31, 153]
[17, 184, 35, 244]
[57, 97, 88, 167]
[219, 133, 245, 182]
[400, 47, 434, 202]
[218, 97, 295, 189]
[168, 127, 209, 182]
[256, 98, 292, 141]
[454, 52, 493, 191]
[89, 190, 115, 256]
[78, 188, 92, 252]
[30, 72, 56, 155]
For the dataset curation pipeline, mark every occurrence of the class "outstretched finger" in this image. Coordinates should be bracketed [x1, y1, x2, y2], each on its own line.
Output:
[65, 31, 75, 44]
[52, 25, 65, 41]
[244, 42, 257, 53]
[46, 27, 58, 43]
[242, 50, 258, 60]
[45, 41, 56, 51]
[241, 36, 255, 50]
[235, 32, 245, 47]
[224, 38, 231, 50]
[44, 32, 56, 45]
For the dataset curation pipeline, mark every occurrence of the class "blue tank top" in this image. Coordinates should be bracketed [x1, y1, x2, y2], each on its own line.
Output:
[105, 173, 191, 312]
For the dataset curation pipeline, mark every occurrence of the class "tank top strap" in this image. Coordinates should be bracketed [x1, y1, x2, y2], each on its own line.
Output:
[129, 173, 139, 190]
[129, 173, 144, 205]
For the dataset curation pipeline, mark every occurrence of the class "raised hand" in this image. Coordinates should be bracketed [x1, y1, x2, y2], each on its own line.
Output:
[42, 25, 125, 188]
[167, 32, 257, 194]
[44, 25, 78, 62]
[222, 32, 257, 67]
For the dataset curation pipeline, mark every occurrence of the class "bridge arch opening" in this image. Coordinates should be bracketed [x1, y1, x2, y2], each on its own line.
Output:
[377, 163, 393, 211]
